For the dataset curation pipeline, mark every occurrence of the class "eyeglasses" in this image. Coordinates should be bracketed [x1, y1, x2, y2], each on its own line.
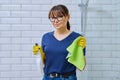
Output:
[49, 16, 63, 22]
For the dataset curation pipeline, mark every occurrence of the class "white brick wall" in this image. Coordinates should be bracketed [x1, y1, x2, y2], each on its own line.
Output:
[0, 0, 120, 80]
[116, 0, 120, 80]
[86, 0, 120, 80]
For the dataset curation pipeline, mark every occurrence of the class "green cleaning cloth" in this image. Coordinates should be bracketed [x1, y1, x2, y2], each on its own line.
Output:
[66, 36, 86, 71]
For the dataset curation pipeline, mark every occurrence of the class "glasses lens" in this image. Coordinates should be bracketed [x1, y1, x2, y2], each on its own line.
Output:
[57, 17, 63, 21]
[49, 18, 55, 22]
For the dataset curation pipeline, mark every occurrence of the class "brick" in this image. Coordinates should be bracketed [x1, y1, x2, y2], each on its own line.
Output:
[112, 25, 120, 31]
[86, 31, 101, 37]
[90, 37, 112, 44]
[112, 65, 120, 71]
[11, 0, 31, 4]
[1, 44, 21, 51]
[88, 12, 102, 18]
[101, 44, 118, 51]
[21, 71, 40, 77]
[11, 11, 31, 17]
[51, 0, 72, 4]
[11, 65, 31, 70]
[101, 18, 114, 24]
[0, 5, 21, 10]
[88, 5, 102, 12]
[41, 18, 51, 25]
[11, 78, 31, 80]
[102, 5, 115, 11]
[41, 5, 52, 11]
[70, 18, 81, 25]
[76, 77, 88, 80]
[92, 64, 112, 71]
[102, 58, 119, 64]
[31, 0, 51, 4]
[11, 24, 31, 30]
[0, 78, 10, 80]
[88, 71, 102, 77]
[0, 0, 11, 4]
[21, 31, 42, 37]
[1, 31, 21, 37]
[21, 18, 41, 24]
[31, 11, 48, 18]
[31, 25, 51, 30]
[71, 11, 81, 18]
[31, 65, 37, 71]
[87, 18, 101, 24]
[103, 71, 117, 77]
[1, 58, 21, 64]
[87, 58, 102, 64]
[67, 5, 80, 12]
[0, 65, 11, 71]
[11, 38, 31, 44]
[0, 51, 11, 57]
[91, 51, 112, 57]
[92, 24, 112, 31]
[87, 44, 102, 51]
[112, 37, 120, 44]
[21, 58, 36, 64]
[21, 5, 41, 11]
[31, 78, 43, 80]
[21, 44, 32, 51]
[92, 78, 113, 80]
[1, 18, 21, 24]
[89, 0, 112, 4]
[1, 71, 20, 77]
[112, 51, 120, 57]
[0, 11, 10, 17]
[11, 51, 32, 58]
[0, 38, 11, 44]
[0, 24, 11, 30]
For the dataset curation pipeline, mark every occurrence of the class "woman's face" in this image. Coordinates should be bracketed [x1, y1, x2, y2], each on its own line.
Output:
[49, 12, 69, 30]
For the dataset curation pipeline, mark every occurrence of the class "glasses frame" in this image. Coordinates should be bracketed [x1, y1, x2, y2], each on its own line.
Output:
[49, 16, 64, 22]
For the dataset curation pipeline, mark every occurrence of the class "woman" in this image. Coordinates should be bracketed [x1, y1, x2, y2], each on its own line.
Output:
[41, 4, 86, 80]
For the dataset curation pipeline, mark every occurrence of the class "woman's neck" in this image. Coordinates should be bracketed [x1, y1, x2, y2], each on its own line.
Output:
[54, 28, 72, 41]
[55, 27, 70, 35]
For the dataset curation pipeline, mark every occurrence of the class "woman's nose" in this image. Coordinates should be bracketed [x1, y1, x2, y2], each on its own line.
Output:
[54, 19, 59, 23]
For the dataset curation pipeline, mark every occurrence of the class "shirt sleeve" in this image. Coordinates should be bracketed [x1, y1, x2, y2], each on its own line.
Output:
[41, 35, 46, 52]
[83, 47, 86, 56]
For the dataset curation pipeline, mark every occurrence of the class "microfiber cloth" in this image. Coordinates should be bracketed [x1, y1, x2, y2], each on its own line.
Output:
[66, 36, 86, 71]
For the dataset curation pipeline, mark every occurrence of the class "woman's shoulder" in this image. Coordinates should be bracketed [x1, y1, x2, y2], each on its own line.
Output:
[43, 31, 53, 36]
[42, 31, 53, 38]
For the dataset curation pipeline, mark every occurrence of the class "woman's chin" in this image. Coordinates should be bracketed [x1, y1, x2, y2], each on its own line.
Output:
[54, 25, 61, 29]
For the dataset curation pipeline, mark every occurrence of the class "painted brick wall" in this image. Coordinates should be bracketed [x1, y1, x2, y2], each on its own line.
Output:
[0, 0, 120, 80]
[116, 0, 120, 79]
[84, 0, 120, 80]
